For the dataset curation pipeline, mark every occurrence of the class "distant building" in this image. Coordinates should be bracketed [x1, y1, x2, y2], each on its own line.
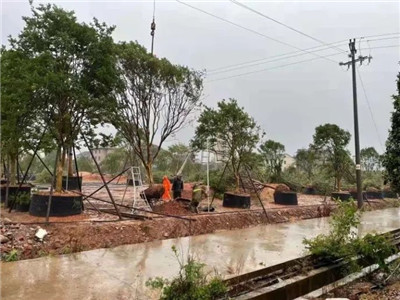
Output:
[282, 153, 296, 170]
[78, 148, 116, 163]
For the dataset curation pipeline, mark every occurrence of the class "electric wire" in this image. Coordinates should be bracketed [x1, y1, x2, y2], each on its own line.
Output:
[208, 42, 349, 75]
[206, 52, 343, 83]
[176, 0, 340, 64]
[357, 67, 385, 151]
[207, 41, 349, 74]
[230, 0, 347, 54]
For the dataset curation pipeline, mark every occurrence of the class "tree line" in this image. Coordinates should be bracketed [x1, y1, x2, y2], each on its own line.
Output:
[1, 4, 399, 196]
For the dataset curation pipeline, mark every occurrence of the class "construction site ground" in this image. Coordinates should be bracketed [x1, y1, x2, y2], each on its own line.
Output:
[1, 181, 398, 261]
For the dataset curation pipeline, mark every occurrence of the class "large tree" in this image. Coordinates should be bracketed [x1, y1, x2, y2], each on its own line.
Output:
[192, 99, 263, 191]
[259, 139, 285, 181]
[312, 124, 351, 191]
[383, 73, 400, 192]
[360, 147, 381, 172]
[11, 4, 119, 192]
[111, 42, 203, 184]
[0, 48, 38, 185]
[295, 148, 318, 180]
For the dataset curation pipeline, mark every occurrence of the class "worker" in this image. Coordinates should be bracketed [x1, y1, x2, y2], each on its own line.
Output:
[172, 175, 184, 199]
[191, 184, 207, 213]
[161, 176, 172, 201]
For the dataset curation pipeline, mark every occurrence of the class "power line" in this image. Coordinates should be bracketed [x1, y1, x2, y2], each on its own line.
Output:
[357, 67, 385, 151]
[361, 44, 400, 50]
[230, 0, 347, 54]
[208, 42, 349, 76]
[207, 40, 349, 74]
[206, 52, 343, 83]
[176, 0, 340, 64]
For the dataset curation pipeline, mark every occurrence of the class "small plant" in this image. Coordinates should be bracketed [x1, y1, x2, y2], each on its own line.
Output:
[303, 200, 395, 272]
[146, 246, 227, 300]
[15, 192, 31, 205]
[3, 249, 20, 262]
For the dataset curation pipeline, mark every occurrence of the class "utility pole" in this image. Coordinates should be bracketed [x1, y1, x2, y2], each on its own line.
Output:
[339, 39, 372, 209]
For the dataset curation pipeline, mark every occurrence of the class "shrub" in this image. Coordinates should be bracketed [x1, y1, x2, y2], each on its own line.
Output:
[35, 169, 52, 184]
[146, 246, 227, 300]
[303, 200, 394, 272]
[3, 249, 20, 262]
[15, 192, 30, 205]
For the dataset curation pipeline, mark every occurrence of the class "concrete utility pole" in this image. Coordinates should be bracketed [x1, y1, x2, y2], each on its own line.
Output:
[339, 39, 372, 209]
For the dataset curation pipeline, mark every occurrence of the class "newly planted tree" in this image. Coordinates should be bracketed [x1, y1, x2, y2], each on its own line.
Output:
[112, 42, 203, 184]
[259, 140, 285, 181]
[11, 4, 119, 193]
[0, 48, 38, 186]
[295, 148, 318, 180]
[383, 73, 400, 193]
[312, 124, 352, 191]
[192, 99, 263, 191]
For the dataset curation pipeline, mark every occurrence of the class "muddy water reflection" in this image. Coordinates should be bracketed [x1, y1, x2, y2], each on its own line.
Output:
[2, 207, 400, 300]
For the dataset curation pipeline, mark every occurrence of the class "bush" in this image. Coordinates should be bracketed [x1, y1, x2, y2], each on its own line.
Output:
[146, 246, 227, 300]
[303, 200, 394, 272]
[15, 192, 30, 205]
[35, 169, 52, 184]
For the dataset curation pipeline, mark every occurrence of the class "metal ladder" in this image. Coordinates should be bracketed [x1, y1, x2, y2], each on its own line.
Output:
[130, 167, 152, 214]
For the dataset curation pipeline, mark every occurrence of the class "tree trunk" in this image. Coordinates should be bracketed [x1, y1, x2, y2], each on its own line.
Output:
[337, 176, 341, 191]
[234, 172, 240, 192]
[9, 154, 17, 186]
[67, 147, 74, 177]
[55, 146, 66, 193]
[145, 162, 154, 185]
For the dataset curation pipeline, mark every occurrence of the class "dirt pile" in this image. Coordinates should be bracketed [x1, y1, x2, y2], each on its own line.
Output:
[152, 200, 191, 216]
[259, 183, 290, 201]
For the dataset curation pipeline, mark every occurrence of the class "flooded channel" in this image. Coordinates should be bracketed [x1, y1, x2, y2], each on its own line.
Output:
[2, 207, 400, 300]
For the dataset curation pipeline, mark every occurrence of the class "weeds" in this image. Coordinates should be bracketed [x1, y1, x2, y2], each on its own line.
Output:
[3, 249, 20, 262]
[146, 246, 227, 300]
[303, 200, 396, 272]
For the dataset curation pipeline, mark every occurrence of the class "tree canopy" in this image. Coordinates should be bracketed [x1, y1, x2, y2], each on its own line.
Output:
[312, 123, 352, 191]
[111, 41, 203, 184]
[10, 4, 119, 192]
[192, 99, 263, 190]
[259, 139, 285, 181]
[360, 147, 381, 172]
[383, 73, 400, 193]
[0, 48, 39, 185]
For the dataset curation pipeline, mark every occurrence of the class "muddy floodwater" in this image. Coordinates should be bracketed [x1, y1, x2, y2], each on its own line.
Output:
[2, 207, 400, 300]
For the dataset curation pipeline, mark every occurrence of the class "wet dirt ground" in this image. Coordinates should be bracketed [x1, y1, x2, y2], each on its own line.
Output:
[2, 207, 400, 300]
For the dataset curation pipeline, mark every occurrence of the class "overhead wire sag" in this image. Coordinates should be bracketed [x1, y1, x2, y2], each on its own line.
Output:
[176, 0, 340, 64]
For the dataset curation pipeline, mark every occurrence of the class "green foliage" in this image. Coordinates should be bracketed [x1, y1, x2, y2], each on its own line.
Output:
[11, 4, 119, 191]
[312, 124, 352, 191]
[111, 42, 203, 184]
[100, 148, 126, 175]
[295, 148, 318, 181]
[36, 169, 52, 184]
[3, 249, 20, 262]
[259, 140, 285, 182]
[15, 192, 31, 205]
[383, 72, 400, 193]
[352, 233, 395, 271]
[361, 147, 382, 172]
[303, 200, 394, 271]
[76, 156, 95, 173]
[192, 99, 263, 190]
[0, 48, 39, 185]
[146, 246, 227, 300]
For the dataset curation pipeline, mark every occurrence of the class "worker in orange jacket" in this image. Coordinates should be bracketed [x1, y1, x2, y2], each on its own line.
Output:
[161, 176, 172, 201]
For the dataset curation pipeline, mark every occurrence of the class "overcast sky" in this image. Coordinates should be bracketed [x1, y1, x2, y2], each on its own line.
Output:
[2, 0, 399, 155]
